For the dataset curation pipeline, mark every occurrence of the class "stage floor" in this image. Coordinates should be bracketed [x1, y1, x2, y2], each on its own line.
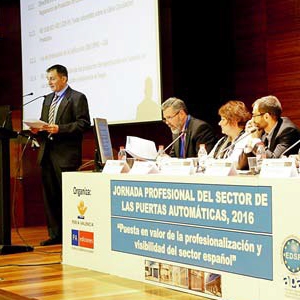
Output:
[0, 226, 207, 300]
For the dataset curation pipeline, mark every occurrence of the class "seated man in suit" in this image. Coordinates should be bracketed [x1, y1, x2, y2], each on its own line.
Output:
[161, 97, 217, 157]
[238, 95, 300, 169]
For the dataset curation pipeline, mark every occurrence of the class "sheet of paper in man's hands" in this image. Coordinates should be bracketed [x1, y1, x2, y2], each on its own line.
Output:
[23, 119, 48, 129]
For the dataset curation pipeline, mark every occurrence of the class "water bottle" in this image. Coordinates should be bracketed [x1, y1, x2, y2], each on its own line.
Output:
[118, 146, 127, 161]
[197, 144, 207, 172]
[157, 145, 165, 160]
[256, 142, 266, 173]
[156, 145, 165, 170]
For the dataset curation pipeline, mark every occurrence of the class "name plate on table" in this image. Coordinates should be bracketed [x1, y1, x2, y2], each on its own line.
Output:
[204, 159, 237, 176]
[160, 158, 195, 175]
[102, 160, 130, 174]
[260, 158, 298, 177]
[129, 160, 159, 174]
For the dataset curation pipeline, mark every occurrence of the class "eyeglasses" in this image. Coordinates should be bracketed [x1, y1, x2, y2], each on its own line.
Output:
[252, 112, 266, 118]
[163, 110, 180, 122]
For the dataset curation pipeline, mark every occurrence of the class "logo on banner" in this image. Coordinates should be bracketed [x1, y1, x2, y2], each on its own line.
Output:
[72, 229, 94, 249]
[282, 236, 300, 296]
[77, 200, 87, 219]
[282, 237, 300, 273]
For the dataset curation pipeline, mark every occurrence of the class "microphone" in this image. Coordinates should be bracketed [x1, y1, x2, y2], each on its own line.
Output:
[280, 139, 300, 158]
[157, 130, 187, 158]
[23, 92, 34, 97]
[23, 95, 46, 107]
[218, 128, 257, 155]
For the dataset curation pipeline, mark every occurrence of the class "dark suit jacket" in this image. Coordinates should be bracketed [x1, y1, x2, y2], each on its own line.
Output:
[169, 116, 217, 158]
[37, 86, 91, 168]
[238, 117, 300, 169]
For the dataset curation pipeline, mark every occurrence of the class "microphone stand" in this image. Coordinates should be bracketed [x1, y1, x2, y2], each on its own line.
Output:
[218, 128, 257, 155]
[280, 139, 300, 157]
[23, 95, 46, 107]
[157, 130, 186, 158]
[17, 131, 40, 148]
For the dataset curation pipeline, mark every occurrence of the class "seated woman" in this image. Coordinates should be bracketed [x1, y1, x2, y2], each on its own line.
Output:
[209, 100, 251, 169]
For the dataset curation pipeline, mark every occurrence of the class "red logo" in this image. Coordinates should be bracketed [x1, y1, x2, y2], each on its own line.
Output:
[79, 230, 94, 249]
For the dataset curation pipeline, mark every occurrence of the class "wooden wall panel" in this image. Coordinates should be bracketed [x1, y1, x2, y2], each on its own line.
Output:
[233, 0, 268, 104]
[266, 0, 300, 126]
[231, 0, 300, 127]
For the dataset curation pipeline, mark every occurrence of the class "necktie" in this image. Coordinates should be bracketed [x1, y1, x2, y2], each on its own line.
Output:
[262, 134, 269, 148]
[180, 133, 185, 158]
[48, 94, 59, 124]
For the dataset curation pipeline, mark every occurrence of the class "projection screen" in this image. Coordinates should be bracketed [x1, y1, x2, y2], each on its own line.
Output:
[20, 0, 162, 126]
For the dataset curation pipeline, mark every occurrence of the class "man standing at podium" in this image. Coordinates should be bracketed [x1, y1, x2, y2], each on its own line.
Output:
[30, 64, 91, 246]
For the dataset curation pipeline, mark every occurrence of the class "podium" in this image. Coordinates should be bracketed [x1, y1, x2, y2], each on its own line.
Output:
[0, 127, 33, 254]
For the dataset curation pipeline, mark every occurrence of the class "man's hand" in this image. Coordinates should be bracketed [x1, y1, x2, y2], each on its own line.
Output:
[29, 127, 39, 134]
[43, 124, 59, 135]
[245, 120, 262, 138]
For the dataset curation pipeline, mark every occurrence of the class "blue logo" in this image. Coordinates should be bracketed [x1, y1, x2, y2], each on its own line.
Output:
[72, 229, 79, 246]
[282, 238, 300, 273]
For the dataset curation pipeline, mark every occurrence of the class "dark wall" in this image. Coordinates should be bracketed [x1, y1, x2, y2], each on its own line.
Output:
[170, 1, 235, 126]
[0, 0, 22, 112]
